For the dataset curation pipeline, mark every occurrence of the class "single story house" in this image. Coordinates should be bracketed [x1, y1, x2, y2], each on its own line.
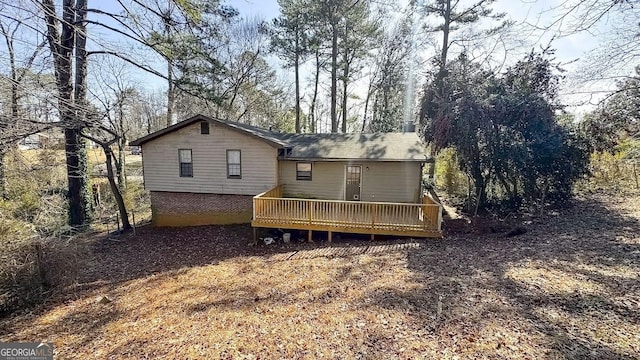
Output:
[130, 114, 442, 238]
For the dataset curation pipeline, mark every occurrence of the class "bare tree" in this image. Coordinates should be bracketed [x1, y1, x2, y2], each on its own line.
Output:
[308, 43, 324, 133]
[81, 126, 132, 231]
[39, 0, 94, 227]
[88, 58, 141, 190]
[0, 4, 47, 199]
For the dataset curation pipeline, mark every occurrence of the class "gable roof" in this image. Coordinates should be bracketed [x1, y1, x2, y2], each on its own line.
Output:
[279, 133, 429, 162]
[130, 114, 430, 162]
[129, 114, 289, 148]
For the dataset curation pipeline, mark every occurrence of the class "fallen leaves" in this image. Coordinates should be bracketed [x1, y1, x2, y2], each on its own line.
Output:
[0, 194, 638, 358]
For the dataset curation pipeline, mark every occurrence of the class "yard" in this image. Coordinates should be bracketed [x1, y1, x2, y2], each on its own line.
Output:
[1, 194, 639, 359]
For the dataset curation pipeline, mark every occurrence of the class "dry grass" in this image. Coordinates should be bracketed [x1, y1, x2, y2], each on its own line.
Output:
[1, 194, 639, 359]
[0, 236, 90, 315]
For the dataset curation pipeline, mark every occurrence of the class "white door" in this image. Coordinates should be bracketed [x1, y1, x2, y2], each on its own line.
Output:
[345, 165, 362, 201]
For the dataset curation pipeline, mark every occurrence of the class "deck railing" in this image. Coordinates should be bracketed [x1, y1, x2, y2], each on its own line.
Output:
[253, 186, 442, 236]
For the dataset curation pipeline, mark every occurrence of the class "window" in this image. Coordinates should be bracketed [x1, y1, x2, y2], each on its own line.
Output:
[200, 121, 210, 134]
[178, 149, 193, 177]
[227, 149, 241, 179]
[296, 162, 312, 181]
[278, 148, 293, 157]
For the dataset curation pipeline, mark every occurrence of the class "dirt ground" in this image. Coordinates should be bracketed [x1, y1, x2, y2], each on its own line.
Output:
[1, 193, 639, 359]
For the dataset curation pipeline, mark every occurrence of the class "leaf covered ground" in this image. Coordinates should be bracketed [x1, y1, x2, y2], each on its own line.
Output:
[1, 194, 639, 359]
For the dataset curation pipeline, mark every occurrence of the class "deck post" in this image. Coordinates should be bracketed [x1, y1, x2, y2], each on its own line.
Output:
[371, 203, 376, 232]
[253, 197, 256, 222]
[308, 229, 313, 243]
[253, 227, 258, 243]
[370, 233, 375, 241]
[328, 231, 332, 243]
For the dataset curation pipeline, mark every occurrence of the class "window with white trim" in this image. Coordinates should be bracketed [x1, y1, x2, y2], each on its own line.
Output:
[227, 149, 241, 179]
[179, 149, 193, 177]
[296, 162, 312, 181]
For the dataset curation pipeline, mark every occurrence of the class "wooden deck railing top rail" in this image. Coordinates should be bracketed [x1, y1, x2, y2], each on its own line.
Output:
[254, 185, 283, 199]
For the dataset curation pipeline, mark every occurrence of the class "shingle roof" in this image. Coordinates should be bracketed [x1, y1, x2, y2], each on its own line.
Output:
[279, 132, 429, 162]
[130, 114, 430, 162]
[129, 114, 289, 147]
[220, 118, 290, 148]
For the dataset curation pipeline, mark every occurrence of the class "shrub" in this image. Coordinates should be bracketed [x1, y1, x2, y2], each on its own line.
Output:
[0, 149, 87, 315]
[435, 148, 468, 198]
[576, 151, 640, 194]
[122, 180, 150, 221]
[0, 235, 89, 316]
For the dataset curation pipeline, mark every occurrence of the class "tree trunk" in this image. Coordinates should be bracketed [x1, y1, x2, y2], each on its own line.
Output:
[342, 46, 349, 133]
[467, 174, 473, 213]
[146, 113, 152, 134]
[362, 72, 375, 132]
[438, 0, 451, 82]
[428, 0, 452, 181]
[2, 14, 19, 126]
[0, 150, 6, 200]
[372, 94, 379, 129]
[309, 48, 320, 133]
[166, 64, 174, 126]
[330, 18, 338, 133]
[43, 0, 91, 228]
[65, 128, 90, 227]
[1, 33, 16, 199]
[104, 148, 132, 231]
[294, 25, 301, 134]
[164, 18, 174, 127]
[70, 0, 91, 227]
[383, 84, 390, 126]
[116, 101, 126, 189]
[117, 141, 126, 189]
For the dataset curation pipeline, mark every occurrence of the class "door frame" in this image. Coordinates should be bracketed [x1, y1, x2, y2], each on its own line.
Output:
[344, 164, 363, 201]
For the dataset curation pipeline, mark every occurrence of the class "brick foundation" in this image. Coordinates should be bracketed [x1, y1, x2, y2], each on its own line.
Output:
[150, 191, 253, 226]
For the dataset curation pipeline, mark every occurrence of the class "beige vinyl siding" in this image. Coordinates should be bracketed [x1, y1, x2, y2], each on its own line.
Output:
[360, 161, 421, 203]
[279, 161, 346, 200]
[279, 160, 421, 203]
[141, 122, 277, 195]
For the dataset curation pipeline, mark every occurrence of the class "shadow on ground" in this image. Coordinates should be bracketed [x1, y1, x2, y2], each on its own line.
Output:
[79, 224, 420, 286]
[1, 195, 638, 358]
[371, 195, 640, 358]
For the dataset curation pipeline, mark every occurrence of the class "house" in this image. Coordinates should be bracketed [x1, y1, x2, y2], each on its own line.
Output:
[18, 129, 65, 150]
[18, 134, 41, 150]
[130, 114, 442, 239]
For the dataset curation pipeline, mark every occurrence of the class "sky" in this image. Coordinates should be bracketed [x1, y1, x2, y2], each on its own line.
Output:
[229, 0, 602, 67]
[0, 0, 629, 121]
[221, 0, 620, 115]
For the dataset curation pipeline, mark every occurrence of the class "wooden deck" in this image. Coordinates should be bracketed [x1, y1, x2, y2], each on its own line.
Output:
[252, 186, 442, 239]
